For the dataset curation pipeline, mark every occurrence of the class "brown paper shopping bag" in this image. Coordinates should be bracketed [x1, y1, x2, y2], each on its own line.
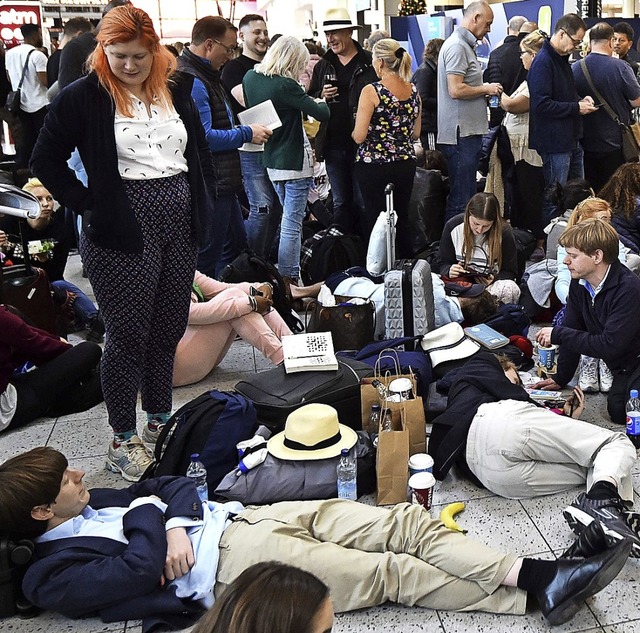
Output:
[375, 407, 410, 505]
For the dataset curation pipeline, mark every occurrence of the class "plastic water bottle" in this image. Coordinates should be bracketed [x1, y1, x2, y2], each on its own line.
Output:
[368, 404, 381, 433]
[336, 448, 357, 500]
[626, 390, 640, 449]
[186, 453, 209, 503]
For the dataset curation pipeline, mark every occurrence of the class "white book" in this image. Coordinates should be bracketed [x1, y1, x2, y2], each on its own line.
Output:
[282, 332, 338, 374]
[237, 99, 282, 152]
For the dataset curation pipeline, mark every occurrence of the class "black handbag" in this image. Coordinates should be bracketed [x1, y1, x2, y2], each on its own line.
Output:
[305, 297, 375, 352]
[234, 356, 373, 431]
[5, 50, 34, 115]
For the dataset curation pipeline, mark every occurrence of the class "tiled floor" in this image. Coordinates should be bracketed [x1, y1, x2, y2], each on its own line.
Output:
[2, 254, 640, 632]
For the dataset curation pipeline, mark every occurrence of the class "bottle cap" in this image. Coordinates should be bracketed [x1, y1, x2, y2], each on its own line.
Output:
[341, 448, 349, 456]
[372, 404, 381, 411]
[632, 390, 639, 399]
[191, 453, 200, 460]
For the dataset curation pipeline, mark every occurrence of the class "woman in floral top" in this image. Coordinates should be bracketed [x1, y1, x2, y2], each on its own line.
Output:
[352, 38, 421, 258]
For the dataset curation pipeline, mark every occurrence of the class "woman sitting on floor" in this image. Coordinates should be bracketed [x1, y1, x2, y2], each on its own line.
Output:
[0, 304, 103, 433]
[173, 271, 293, 386]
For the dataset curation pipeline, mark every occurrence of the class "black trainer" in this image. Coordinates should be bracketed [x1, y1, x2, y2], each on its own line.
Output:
[86, 314, 105, 343]
[563, 492, 640, 558]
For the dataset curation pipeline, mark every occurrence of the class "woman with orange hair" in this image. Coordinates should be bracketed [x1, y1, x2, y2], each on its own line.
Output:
[30, 5, 216, 482]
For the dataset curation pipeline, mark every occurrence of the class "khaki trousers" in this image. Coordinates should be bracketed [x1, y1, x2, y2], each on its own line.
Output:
[466, 400, 636, 501]
[216, 499, 527, 614]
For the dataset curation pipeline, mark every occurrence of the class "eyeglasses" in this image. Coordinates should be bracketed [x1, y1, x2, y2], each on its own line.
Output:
[561, 28, 583, 47]
[212, 38, 237, 55]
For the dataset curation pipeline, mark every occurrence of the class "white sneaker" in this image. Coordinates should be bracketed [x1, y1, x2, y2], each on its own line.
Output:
[141, 421, 165, 454]
[599, 359, 613, 393]
[578, 355, 600, 393]
[106, 435, 154, 482]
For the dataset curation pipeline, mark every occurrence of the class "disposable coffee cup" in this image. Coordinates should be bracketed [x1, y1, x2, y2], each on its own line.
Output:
[408, 471, 435, 510]
[537, 344, 558, 370]
[408, 453, 434, 477]
[388, 378, 414, 401]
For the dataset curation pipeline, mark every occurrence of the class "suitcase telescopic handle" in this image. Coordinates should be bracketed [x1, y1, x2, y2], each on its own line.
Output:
[384, 183, 396, 271]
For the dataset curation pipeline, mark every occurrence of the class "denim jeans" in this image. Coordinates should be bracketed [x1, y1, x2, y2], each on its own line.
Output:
[197, 193, 248, 278]
[52, 279, 98, 326]
[540, 145, 584, 224]
[240, 151, 281, 259]
[324, 146, 362, 235]
[439, 134, 482, 222]
[272, 177, 312, 278]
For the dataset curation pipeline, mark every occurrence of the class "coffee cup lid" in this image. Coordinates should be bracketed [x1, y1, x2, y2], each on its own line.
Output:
[408, 471, 436, 488]
[389, 378, 412, 393]
[408, 453, 434, 469]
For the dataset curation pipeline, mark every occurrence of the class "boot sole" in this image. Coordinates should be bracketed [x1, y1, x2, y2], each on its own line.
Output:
[563, 508, 640, 558]
[544, 542, 632, 625]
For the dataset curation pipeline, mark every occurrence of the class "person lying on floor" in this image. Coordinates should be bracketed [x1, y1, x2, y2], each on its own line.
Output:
[430, 351, 639, 553]
[0, 447, 633, 632]
[0, 305, 103, 433]
[173, 271, 293, 386]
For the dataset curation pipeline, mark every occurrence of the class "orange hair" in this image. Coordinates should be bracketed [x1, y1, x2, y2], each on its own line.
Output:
[89, 5, 176, 117]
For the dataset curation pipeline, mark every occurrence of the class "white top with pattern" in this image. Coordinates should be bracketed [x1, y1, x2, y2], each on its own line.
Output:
[114, 96, 189, 180]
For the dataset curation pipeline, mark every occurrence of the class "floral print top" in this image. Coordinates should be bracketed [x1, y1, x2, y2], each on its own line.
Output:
[356, 82, 419, 164]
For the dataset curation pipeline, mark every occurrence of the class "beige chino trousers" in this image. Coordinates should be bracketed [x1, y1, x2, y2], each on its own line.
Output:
[215, 499, 526, 614]
[466, 400, 636, 501]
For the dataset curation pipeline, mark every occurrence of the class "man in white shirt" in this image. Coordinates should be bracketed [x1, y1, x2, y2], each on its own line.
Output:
[5, 24, 48, 168]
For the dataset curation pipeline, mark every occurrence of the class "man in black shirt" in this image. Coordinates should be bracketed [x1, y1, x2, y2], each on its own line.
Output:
[309, 8, 377, 237]
[220, 14, 280, 260]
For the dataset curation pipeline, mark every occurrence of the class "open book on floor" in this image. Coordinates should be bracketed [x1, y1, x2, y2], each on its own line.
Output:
[282, 332, 338, 373]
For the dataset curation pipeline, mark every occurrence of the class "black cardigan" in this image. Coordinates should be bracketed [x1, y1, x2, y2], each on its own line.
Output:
[30, 72, 216, 253]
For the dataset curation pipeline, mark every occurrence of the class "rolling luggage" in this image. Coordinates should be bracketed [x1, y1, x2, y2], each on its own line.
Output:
[1, 265, 57, 335]
[234, 356, 373, 431]
[381, 185, 435, 350]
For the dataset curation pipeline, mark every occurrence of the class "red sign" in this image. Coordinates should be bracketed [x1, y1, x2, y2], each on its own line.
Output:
[0, 2, 42, 48]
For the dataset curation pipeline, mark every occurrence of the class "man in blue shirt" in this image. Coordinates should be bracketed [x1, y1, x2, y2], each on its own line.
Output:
[178, 17, 272, 277]
[0, 446, 634, 630]
[528, 14, 598, 223]
[572, 22, 640, 192]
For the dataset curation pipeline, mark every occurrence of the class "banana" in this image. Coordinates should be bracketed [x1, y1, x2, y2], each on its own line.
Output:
[439, 502, 468, 534]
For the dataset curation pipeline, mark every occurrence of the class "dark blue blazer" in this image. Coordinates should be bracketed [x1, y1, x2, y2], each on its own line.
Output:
[23, 476, 205, 632]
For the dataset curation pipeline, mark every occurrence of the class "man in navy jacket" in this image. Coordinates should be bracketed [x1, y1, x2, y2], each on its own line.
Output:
[536, 218, 640, 424]
[528, 14, 597, 223]
[0, 447, 634, 629]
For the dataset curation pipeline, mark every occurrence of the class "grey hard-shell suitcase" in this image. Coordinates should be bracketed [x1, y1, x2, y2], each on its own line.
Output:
[382, 184, 435, 350]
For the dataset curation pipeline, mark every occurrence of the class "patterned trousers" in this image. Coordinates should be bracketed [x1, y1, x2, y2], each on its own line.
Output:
[80, 173, 197, 433]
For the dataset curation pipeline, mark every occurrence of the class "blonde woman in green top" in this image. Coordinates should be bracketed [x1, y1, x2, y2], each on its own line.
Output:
[243, 36, 330, 297]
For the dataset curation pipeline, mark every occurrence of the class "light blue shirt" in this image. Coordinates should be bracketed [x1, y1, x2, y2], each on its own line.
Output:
[555, 243, 625, 304]
[36, 496, 244, 609]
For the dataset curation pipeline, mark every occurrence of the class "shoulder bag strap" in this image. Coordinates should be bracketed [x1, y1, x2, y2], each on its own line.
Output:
[579, 58, 621, 124]
[17, 49, 36, 91]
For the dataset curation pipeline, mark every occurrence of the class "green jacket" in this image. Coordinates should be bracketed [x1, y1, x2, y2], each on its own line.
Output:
[243, 71, 330, 170]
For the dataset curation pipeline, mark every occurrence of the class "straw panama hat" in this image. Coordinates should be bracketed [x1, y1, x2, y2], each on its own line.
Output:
[322, 8, 362, 32]
[267, 403, 358, 461]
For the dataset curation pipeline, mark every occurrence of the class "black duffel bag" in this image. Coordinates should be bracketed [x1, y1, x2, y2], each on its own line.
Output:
[234, 356, 373, 431]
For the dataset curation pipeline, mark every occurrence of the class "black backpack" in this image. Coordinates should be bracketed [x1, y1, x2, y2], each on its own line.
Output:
[218, 249, 304, 333]
[145, 390, 258, 493]
[300, 225, 365, 285]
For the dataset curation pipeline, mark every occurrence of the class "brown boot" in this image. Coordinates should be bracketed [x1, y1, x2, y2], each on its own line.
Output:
[282, 276, 303, 311]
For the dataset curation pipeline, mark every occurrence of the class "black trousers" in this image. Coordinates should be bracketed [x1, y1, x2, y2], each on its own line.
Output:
[511, 160, 545, 240]
[608, 358, 640, 425]
[355, 159, 417, 260]
[9, 342, 103, 430]
[583, 148, 624, 194]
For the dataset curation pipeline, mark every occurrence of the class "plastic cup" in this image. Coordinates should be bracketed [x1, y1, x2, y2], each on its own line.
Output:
[388, 378, 414, 401]
[408, 453, 434, 477]
[408, 472, 436, 510]
[537, 344, 558, 370]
